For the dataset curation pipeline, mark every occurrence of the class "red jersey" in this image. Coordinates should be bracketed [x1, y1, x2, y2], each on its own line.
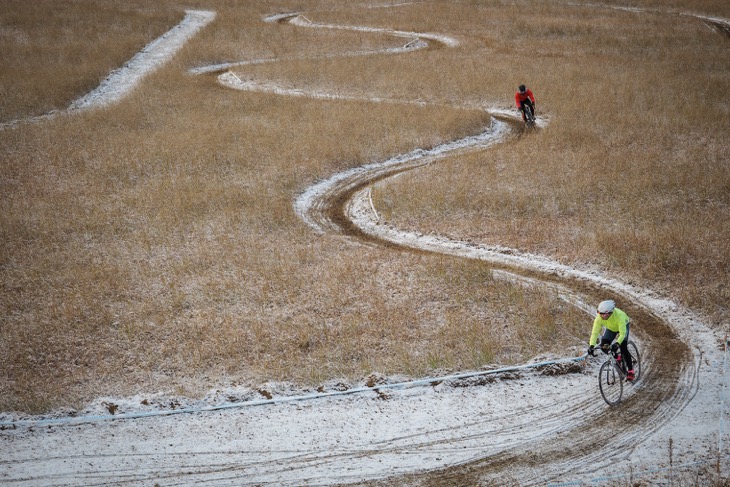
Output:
[515, 89, 535, 107]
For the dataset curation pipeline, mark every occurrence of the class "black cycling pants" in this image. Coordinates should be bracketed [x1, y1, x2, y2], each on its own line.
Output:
[518, 99, 534, 120]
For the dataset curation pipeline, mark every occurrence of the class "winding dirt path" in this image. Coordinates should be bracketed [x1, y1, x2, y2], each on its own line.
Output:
[1, 5, 728, 487]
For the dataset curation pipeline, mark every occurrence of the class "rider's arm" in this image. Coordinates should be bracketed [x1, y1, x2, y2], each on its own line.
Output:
[527, 89, 536, 104]
[615, 309, 630, 344]
[589, 316, 602, 346]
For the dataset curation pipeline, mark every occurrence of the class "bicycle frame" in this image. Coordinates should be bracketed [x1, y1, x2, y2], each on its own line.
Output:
[523, 105, 536, 127]
[591, 339, 641, 406]
[602, 347, 627, 372]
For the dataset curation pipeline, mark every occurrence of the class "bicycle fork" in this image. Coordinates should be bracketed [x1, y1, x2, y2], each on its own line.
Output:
[604, 367, 614, 386]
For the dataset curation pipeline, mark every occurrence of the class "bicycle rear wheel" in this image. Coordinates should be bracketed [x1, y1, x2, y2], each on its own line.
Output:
[627, 340, 641, 381]
[599, 360, 623, 406]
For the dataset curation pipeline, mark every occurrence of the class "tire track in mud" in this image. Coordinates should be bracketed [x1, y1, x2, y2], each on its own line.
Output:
[3, 379, 612, 487]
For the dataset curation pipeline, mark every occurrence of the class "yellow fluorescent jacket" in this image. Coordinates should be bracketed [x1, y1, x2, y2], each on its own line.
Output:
[589, 307, 631, 346]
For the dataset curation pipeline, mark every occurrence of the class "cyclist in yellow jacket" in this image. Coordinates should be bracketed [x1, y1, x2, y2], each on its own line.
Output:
[587, 300, 635, 381]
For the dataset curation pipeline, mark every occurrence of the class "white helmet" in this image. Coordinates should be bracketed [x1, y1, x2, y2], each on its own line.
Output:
[597, 300, 615, 314]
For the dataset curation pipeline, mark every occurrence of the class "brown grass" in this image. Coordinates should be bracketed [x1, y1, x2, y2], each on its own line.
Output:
[1, 0, 728, 412]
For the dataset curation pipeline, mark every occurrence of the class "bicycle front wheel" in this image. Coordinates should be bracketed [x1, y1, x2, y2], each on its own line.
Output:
[599, 360, 623, 406]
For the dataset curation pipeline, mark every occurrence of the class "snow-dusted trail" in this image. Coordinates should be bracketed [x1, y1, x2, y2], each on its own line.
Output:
[1, 5, 728, 487]
[69, 10, 215, 111]
[0, 10, 215, 130]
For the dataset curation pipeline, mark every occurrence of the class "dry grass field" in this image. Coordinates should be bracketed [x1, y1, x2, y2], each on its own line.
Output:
[1, 0, 728, 414]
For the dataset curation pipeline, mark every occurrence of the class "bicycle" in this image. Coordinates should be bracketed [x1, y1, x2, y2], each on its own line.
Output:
[522, 104, 536, 128]
[589, 339, 641, 406]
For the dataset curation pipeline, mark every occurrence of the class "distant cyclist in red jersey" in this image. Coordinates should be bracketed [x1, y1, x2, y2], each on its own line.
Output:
[515, 84, 536, 122]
